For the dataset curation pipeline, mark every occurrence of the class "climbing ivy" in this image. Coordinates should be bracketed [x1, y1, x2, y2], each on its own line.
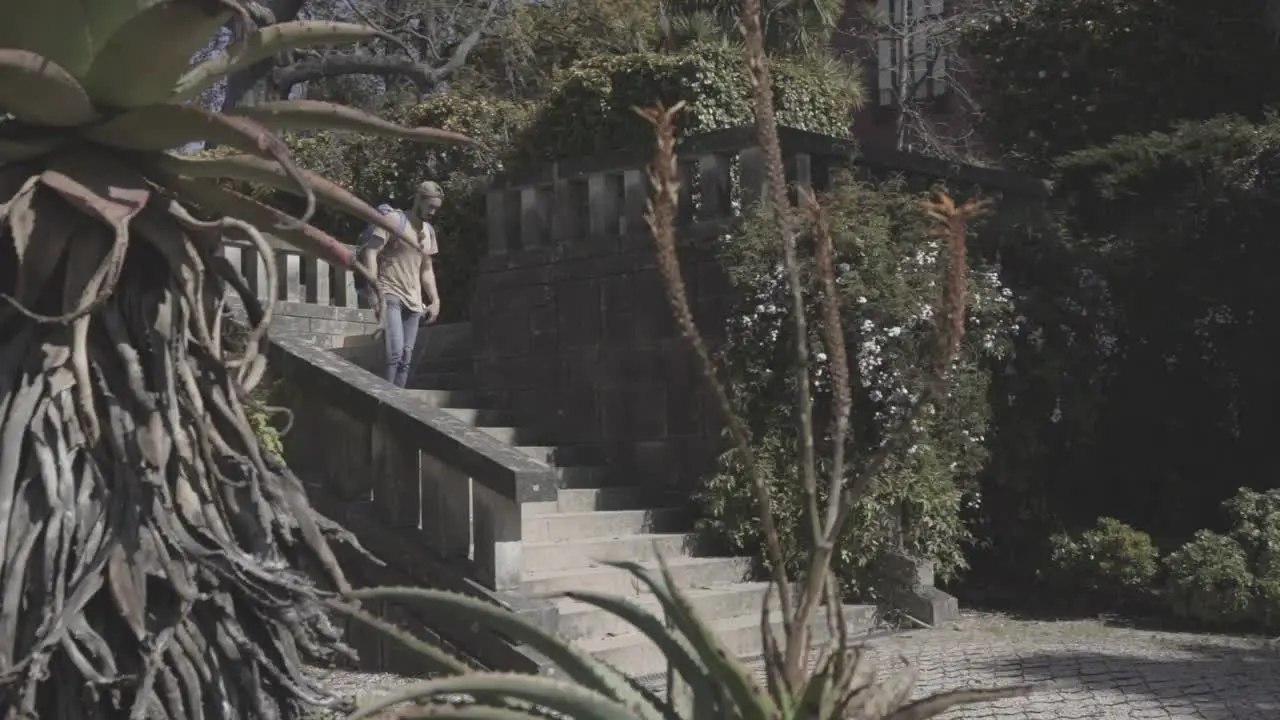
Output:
[510, 43, 860, 166]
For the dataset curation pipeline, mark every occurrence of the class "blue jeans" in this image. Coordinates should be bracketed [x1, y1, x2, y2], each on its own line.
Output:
[382, 295, 423, 387]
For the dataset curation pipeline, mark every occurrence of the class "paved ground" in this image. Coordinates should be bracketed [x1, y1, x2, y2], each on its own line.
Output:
[311, 611, 1280, 719]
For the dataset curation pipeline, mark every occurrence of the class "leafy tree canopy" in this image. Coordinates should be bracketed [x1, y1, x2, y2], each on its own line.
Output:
[965, 0, 1280, 166]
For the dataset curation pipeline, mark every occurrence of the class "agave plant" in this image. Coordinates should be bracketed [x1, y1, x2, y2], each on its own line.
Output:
[338, 558, 1028, 719]
[0, 1, 474, 717]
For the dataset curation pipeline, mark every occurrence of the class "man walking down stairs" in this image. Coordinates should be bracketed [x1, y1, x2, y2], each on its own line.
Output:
[403, 322, 877, 677]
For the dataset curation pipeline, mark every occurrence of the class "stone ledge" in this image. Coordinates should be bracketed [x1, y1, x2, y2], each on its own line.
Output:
[308, 484, 554, 675]
[265, 327, 558, 504]
[899, 586, 961, 627]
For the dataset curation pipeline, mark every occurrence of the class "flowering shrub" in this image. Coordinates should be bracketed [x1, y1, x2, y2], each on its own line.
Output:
[695, 174, 1020, 598]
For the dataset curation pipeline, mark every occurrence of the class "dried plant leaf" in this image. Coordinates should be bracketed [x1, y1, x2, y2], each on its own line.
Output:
[228, 99, 479, 147]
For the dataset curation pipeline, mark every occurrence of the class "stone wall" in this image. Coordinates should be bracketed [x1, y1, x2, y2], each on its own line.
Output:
[474, 126, 1052, 499]
[473, 238, 727, 494]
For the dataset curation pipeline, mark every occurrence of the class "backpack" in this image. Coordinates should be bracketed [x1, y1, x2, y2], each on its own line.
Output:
[360, 203, 407, 249]
[355, 204, 408, 292]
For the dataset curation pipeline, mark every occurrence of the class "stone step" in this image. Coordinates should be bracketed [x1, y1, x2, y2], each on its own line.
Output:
[402, 388, 477, 408]
[415, 371, 473, 390]
[414, 354, 472, 376]
[522, 547, 737, 590]
[521, 487, 650, 518]
[478, 425, 549, 446]
[558, 487, 648, 513]
[415, 322, 472, 361]
[575, 605, 877, 678]
[516, 444, 608, 467]
[552, 581, 772, 642]
[523, 533, 694, 574]
[522, 508, 689, 543]
[441, 407, 520, 426]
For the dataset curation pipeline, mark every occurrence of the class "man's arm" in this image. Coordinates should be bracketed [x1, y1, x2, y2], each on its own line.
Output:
[421, 256, 440, 322]
[364, 229, 388, 281]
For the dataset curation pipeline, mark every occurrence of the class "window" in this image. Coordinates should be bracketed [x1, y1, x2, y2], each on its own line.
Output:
[875, 0, 947, 106]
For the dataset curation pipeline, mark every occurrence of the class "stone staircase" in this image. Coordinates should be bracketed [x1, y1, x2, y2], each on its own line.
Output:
[407, 323, 876, 677]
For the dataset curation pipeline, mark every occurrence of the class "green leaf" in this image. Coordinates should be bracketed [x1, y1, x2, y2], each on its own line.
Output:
[0, 0, 94, 77]
[84, 105, 321, 223]
[345, 587, 661, 719]
[148, 152, 415, 245]
[345, 673, 641, 720]
[610, 558, 775, 720]
[562, 590, 706, 686]
[0, 50, 95, 127]
[82, 0, 231, 108]
[228, 100, 480, 147]
[172, 21, 381, 102]
[84, 104, 281, 155]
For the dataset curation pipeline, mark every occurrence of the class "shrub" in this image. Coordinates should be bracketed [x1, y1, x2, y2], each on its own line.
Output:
[1223, 487, 1280, 626]
[695, 174, 1019, 600]
[510, 43, 860, 166]
[1046, 517, 1160, 604]
[1163, 530, 1254, 625]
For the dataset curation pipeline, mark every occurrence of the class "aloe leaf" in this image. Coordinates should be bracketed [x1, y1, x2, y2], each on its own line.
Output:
[322, 599, 470, 677]
[0, 0, 94, 76]
[85, 105, 318, 224]
[345, 673, 639, 720]
[148, 152, 414, 244]
[82, 1, 231, 108]
[609, 559, 775, 720]
[35, 150, 150, 332]
[228, 100, 479, 146]
[85, 104, 284, 155]
[563, 591, 706, 689]
[152, 173, 355, 270]
[172, 21, 381, 102]
[345, 586, 661, 718]
[0, 133, 67, 164]
[0, 50, 94, 127]
[389, 707, 554, 720]
[884, 685, 1034, 720]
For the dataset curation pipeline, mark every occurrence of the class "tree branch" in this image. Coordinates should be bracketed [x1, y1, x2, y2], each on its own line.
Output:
[271, 0, 499, 96]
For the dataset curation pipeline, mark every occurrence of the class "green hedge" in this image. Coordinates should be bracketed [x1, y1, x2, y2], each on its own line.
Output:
[510, 43, 861, 166]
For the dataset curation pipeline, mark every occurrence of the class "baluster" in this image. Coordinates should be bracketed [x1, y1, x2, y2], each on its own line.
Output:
[586, 172, 622, 244]
[280, 251, 302, 302]
[305, 255, 331, 305]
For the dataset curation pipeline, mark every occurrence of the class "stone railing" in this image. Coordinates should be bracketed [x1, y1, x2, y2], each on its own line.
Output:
[485, 125, 1052, 255]
[220, 237, 361, 307]
[262, 330, 559, 671]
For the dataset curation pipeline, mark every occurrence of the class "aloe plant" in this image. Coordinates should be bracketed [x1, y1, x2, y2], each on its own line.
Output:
[0, 2, 474, 717]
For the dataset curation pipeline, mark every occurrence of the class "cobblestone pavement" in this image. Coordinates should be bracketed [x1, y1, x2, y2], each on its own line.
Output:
[310, 612, 1280, 719]
[729, 612, 1280, 719]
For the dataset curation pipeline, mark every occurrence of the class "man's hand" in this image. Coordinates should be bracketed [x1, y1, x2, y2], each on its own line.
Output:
[424, 300, 441, 324]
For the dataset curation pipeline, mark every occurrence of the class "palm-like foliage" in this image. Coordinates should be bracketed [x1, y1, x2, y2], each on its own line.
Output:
[0, 1, 473, 717]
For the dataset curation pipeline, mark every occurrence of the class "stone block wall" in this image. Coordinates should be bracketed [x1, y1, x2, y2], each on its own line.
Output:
[473, 126, 1053, 500]
[472, 237, 730, 494]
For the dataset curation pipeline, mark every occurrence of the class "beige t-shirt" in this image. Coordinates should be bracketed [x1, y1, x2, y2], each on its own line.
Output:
[367, 210, 438, 314]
